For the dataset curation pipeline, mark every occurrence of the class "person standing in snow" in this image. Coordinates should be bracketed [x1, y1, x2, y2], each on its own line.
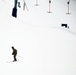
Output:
[12, 46, 17, 62]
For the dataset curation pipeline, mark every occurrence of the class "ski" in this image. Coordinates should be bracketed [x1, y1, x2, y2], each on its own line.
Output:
[6, 59, 19, 63]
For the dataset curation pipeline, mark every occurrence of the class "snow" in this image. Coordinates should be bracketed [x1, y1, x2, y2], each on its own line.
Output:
[0, 0, 76, 75]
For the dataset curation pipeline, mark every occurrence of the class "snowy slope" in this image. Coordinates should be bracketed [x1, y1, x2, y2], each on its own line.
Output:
[0, 0, 76, 75]
[1, 0, 76, 31]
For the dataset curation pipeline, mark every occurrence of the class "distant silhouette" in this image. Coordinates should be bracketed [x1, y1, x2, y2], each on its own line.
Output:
[12, 0, 18, 18]
[23, 0, 29, 11]
[66, 0, 71, 14]
[61, 24, 69, 29]
[18, 2, 21, 8]
[67, 1, 69, 5]
[49, 0, 51, 3]
[12, 46, 17, 62]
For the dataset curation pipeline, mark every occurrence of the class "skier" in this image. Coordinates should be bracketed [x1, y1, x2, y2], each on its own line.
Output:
[12, 46, 17, 62]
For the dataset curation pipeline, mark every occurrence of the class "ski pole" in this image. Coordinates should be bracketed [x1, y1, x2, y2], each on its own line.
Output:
[48, 0, 52, 13]
[17, 55, 24, 58]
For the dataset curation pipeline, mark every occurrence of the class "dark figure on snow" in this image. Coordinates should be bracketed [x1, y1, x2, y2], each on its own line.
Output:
[67, 1, 70, 5]
[12, 46, 17, 62]
[49, 0, 51, 3]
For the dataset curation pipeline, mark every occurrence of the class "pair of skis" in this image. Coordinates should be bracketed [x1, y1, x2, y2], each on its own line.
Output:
[6, 59, 19, 63]
[6, 55, 23, 63]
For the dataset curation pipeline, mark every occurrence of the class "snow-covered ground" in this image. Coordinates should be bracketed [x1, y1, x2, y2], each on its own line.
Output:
[0, 0, 76, 75]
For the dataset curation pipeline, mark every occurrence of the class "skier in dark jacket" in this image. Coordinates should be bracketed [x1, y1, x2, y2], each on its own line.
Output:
[12, 46, 17, 62]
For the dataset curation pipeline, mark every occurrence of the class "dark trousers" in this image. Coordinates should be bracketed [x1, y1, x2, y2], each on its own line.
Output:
[13, 54, 17, 61]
